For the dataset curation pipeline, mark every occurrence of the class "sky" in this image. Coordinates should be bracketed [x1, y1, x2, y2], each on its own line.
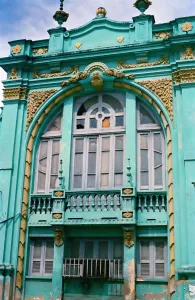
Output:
[1, 0, 195, 102]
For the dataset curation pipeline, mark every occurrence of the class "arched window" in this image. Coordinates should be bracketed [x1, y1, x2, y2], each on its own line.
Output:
[72, 93, 125, 190]
[34, 113, 62, 193]
[137, 103, 165, 190]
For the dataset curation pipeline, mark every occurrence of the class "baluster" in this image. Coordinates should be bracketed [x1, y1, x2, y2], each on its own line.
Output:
[119, 195, 123, 211]
[91, 194, 96, 211]
[66, 194, 71, 212]
[47, 198, 52, 213]
[72, 195, 77, 212]
[113, 194, 118, 211]
[42, 197, 46, 214]
[37, 198, 41, 214]
[102, 194, 107, 211]
[137, 196, 142, 211]
[97, 194, 101, 211]
[76, 195, 81, 212]
[84, 194, 88, 212]
[110, 194, 114, 211]
[88, 195, 92, 211]
[143, 196, 147, 211]
[115, 194, 120, 211]
[155, 195, 159, 211]
[107, 194, 111, 211]
[149, 195, 153, 211]
[32, 198, 36, 214]
[161, 195, 166, 211]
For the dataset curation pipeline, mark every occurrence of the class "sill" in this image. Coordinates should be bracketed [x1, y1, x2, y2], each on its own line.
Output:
[136, 278, 168, 283]
[25, 275, 52, 280]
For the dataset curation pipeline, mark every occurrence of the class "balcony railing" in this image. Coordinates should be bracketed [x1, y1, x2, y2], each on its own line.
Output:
[30, 195, 53, 214]
[63, 259, 123, 279]
[136, 192, 167, 212]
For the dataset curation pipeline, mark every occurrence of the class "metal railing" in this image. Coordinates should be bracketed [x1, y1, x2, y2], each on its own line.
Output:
[63, 259, 123, 279]
[136, 192, 167, 212]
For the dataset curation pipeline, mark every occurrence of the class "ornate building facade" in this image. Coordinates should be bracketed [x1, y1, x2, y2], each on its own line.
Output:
[0, 0, 195, 299]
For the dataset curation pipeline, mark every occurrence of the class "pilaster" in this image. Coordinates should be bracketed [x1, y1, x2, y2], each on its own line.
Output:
[132, 14, 155, 42]
[48, 27, 66, 55]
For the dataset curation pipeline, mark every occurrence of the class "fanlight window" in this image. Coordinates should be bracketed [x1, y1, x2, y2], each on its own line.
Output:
[72, 93, 125, 189]
[137, 103, 165, 190]
[35, 114, 62, 193]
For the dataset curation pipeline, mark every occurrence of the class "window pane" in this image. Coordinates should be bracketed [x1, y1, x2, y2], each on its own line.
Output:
[141, 242, 150, 260]
[91, 108, 98, 115]
[140, 106, 156, 125]
[115, 151, 123, 173]
[155, 263, 164, 276]
[87, 175, 95, 188]
[75, 139, 84, 152]
[116, 116, 124, 127]
[115, 136, 123, 150]
[88, 153, 96, 173]
[113, 241, 123, 259]
[155, 167, 163, 185]
[89, 139, 97, 151]
[101, 152, 110, 173]
[141, 150, 148, 170]
[50, 175, 58, 189]
[39, 141, 48, 159]
[45, 261, 53, 274]
[141, 263, 150, 276]
[140, 135, 148, 149]
[90, 118, 97, 128]
[37, 172, 46, 190]
[32, 261, 41, 274]
[73, 175, 82, 188]
[154, 152, 162, 167]
[47, 115, 62, 132]
[102, 107, 109, 113]
[102, 137, 110, 151]
[154, 133, 162, 152]
[52, 140, 60, 153]
[70, 240, 80, 258]
[45, 241, 54, 259]
[155, 242, 164, 260]
[114, 174, 123, 187]
[141, 172, 149, 186]
[51, 154, 59, 174]
[84, 242, 94, 258]
[102, 117, 110, 128]
[76, 119, 85, 129]
[77, 97, 98, 116]
[102, 95, 123, 112]
[98, 241, 108, 259]
[74, 154, 83, 174]
[101, 174, 109, 187]
[33, 241, 42, 259]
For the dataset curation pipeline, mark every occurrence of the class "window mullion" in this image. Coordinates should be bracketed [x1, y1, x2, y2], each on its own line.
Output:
[46, 140, 53, 193]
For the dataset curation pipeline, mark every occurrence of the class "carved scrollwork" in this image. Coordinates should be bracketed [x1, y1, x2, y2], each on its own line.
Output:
[117, 55, 169, 69]
[3, 87, 28, 100]
[33, 65, 78, 79]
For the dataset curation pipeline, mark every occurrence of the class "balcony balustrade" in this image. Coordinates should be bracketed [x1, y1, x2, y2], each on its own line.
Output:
[63, 259, 123, 280]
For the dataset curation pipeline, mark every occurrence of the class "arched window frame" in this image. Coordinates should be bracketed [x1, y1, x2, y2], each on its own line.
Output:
[34, 113, 62, 194]
[72, 93, 126, 190]
[137, 102, 166, 191]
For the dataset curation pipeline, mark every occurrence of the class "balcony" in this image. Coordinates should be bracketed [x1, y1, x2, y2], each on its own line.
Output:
[28, 190, 167, 226]
[63, 259, 123, 280]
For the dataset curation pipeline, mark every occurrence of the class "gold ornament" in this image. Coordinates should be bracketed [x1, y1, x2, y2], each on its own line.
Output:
[123, 188, 133, 195]
[182, 22, 193, 32]
[53, 213, 62, 219]
[117, 55, 169, 69]
[12, 45, 22, 54]
[173, 69, 195, 85]
[96, 7, 107, 17]
[75, 42, 82, 49]
[54, 191, 64, 197]
[3, 87, 27, 101]
[33, 47, 48, 55]
[33, 65, 78, 79]
[155, 32, 171, 39]
[61, 71, 88, 87]
[181, 47, 194, 60]
[9, 68, 19, 80]
[117, 36, 124, 43]
[54, 229, 63, 247]
[124, 230, 134, 248]
[91, 71, 104, 90]
[104, 68, 134, 80]
[122, 212, 133, 219]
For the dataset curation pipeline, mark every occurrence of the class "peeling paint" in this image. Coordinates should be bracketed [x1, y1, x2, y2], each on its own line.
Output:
[124, 260, 135, 300]
[144, 290, 168, 300]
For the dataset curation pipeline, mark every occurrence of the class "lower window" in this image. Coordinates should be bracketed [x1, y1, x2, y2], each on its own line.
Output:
[29, 239, 54, 276]
[137, 239, 167, 279]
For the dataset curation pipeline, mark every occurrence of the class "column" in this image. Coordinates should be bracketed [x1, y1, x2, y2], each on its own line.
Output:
[123, 227, 136, 300]
[52, 228, 65, 300]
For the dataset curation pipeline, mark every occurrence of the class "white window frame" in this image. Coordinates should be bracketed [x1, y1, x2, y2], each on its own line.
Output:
[137, 239, 167, 279]
[29, 239, 54, 276]
[137, 103, 165, 191]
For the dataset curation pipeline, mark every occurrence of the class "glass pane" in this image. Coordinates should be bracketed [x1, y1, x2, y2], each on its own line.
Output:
[141, 242, 150, 260]
[50, 175, 58, 189]
[113, 241, 123, 259]
[70, 240, 80, 258]
[154, 152, 162, 167]
[91, 108, 98, 115]
[51, 154, 59, 174]
[37, 172, 46, 190]
[102, 107, 110, 113]
[140, 106, 156, 125]
[32, 261, 41, 274]
[101, 174, 109, 187]
[33, 240, 42, 259]
[73, 175, 82, 188]
[103, 95, 123, 112]
[101, 152, 110, 173]
[116, 116, 124, 127]
[115, 151, 123, 173]
[39, 158, 47, 173]
[141, 172, 149, 186]
[90, 118, 97, 128]
[140, 135, 148, 149]
[74, 153, 83, 174]
[39, 141, 48, 159]
[102, 137, 110, 151]
[52, 140, 60, 154]
[102, 117, 110, 128]
[45, 261, 53, 274]
[77, 97, 98, 116]
[98, 241, 108, 259]
[87, 175, 95, 188]
[155, 167, 162, 185]
[75, 139, 84, 152]
[45, 241, 54, 259]
[141, 150, 148, 170]
[84, 242, 94, 258]
[155, 263, 164, 276]
[141, 263, 150, 276]
[115, 136, 123, 150]
[155, 242, 164, 260]
[89, 139, 97, 151]
[154, 133, 162, 152]
[114, 174, 123, 187]
[76, 119, 85, 129]
[47, 115, 62, 132]
[88, 153, 96, 173]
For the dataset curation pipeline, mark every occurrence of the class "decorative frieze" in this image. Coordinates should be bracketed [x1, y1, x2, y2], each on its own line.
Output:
[3, 87, 28, 100]
[181, 21, 193, 33]
[138, 78, 173, 121]
[172, 69, 195, 84]
[11, 44, 22, 54]
[32, 47, 48, 55]
[32, 65, 78, 79]
[155, 32, 172, 39]
[26, 89, 58, 128]
[117, 55, 169, 69]
[181, 47, 194, 60]
[9, 68, 19, 80]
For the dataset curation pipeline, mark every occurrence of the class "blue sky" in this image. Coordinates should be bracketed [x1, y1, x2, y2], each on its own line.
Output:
[1, 0, 195, 100]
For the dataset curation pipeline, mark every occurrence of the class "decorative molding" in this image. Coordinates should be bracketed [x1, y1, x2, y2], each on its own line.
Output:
[117, 55, 169, 69]
[181, 47, 194, 60]
[33, 47, 48, 55]
[122, 212, 133, 218]
[181, 22, 193, 33]
[3, 87, 28, 100]
[155, 32, 172, 39]
[117, 36, 124, 43]
[172, 69, 195, 85]
[9, 68, 20, 80]
[32, 65, 78, 79]
[11, 45, 22, 54]
[54, 229, 64, 247]
[91, 71, 104, 90]
[138, 78, 173, 121]
[124, 230, 134, 248]
[61, 71, 88, 87]
[75, 42, 82, 49]
[53, 213, 62, 219]
[26, 89, 58, 128]
[122, 188, 133, 195]
[84, 62, 108, 74]
[104, 68, 134, 79]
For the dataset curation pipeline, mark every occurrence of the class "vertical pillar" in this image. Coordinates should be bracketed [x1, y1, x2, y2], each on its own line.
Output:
[52, 228, 65, 300]
[123, 227, 136, 300]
